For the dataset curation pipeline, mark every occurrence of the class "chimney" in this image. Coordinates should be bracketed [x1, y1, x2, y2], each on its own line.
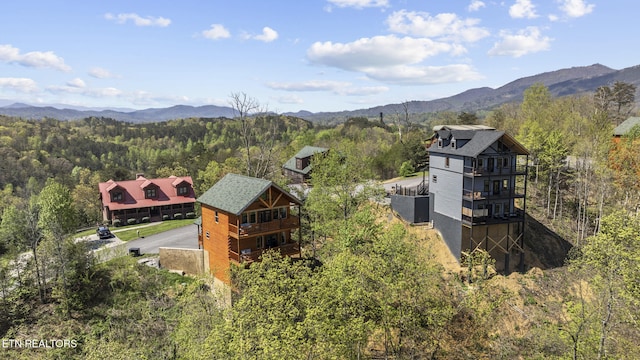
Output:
[136, 173, 145, 179]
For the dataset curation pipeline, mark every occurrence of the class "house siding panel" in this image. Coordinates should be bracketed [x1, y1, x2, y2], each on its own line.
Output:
[430, 155, 463, 221]
[201, 205, 232, 283]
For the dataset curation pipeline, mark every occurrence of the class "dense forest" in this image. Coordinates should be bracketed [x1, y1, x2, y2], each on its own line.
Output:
[1, 85, 639, 358]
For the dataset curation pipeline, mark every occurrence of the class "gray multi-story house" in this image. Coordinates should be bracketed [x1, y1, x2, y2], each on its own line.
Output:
[427, 125, 529, 272]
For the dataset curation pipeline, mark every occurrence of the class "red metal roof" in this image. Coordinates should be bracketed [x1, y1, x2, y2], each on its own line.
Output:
[99, 175, 196, 211]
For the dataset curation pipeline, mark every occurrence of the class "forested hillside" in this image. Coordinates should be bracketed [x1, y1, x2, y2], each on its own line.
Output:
[1, 85, 639, 359]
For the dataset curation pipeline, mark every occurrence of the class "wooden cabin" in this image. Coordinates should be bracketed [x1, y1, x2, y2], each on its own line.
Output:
[197, 173, 302, 284]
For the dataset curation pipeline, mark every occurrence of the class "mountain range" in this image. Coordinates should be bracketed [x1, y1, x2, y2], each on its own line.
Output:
[1, 63, 639, 123]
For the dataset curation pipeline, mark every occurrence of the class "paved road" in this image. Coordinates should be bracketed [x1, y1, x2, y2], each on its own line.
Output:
[125, 224, 199, 254]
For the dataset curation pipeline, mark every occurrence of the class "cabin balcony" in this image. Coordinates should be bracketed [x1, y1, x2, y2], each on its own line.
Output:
[229, 242, 300, 264]
[228, 216, 300, 239]
[462, 208, 525, 226]
[462, 189, 526, 201]
[463, 165, 527, 177]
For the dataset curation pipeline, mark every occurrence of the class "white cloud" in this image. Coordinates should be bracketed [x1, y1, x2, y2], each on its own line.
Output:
[307, 35, 483, 85]
[47, 84, 122, 98]
[559, 0, 594, 18]
[338, 86, 389, 96]
[509, 0, 538, 19]
[267, 80, 352, 91]
[89, 67, 117, 79]
[468, 0, 486, 12]
[364, 64, 483, 84]
[267, 80, 388, 96]
[275, 95, 304, 105]
[104, 13, 171, 27]
[253, 27, 279, 42]
[0, 77, 38, 92]
[202, 24, 231, 40]
[386, 10, 489, 42]
[326, 0, 389, 9]
[0, 44, 71, 71]
[488, 27, 552, 57]
[66, 78, 86, 88]
[308, 35, 460, 71]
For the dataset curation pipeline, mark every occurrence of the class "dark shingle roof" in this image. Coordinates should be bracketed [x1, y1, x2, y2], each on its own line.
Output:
[428, 127, 529, 157]
[613, 117, 640, 136]
[282, 146, 328, 174]
[430, 130, 505, 157]
[197, 173, 301, 215]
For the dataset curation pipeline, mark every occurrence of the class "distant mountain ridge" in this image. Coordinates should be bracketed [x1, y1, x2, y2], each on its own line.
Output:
[2, 63, 639, 123]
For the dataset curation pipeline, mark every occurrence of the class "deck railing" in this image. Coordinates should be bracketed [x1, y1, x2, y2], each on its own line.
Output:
[228, 216, 300, 238]
[229, 242, 300, 263]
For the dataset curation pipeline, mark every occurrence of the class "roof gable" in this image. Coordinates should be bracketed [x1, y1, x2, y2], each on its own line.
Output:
[98, 175, 196, 210]
[197, 173, 302, 215]
[613, 116, 640, 136]
[283, 146, 328, 174]
[429, 126, 529, 157]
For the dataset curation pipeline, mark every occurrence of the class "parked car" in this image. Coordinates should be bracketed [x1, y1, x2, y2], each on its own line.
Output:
[97, 226, 114, 239]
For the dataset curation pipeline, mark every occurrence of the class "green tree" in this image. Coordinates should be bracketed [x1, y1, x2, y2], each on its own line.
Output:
[570, 210, 640, 358]
[38, 179, 79, 316]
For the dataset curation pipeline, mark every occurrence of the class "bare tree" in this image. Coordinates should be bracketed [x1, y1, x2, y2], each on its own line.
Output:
[228, 92, 280, 179]
[229, 92, 260, 176]
[393, 101, 412, 143]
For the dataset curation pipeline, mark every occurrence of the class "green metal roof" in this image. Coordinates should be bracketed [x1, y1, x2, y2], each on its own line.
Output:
[613, 117, 640, 136]
[282, 146, 328, 174]
[197, 173, 301, 215]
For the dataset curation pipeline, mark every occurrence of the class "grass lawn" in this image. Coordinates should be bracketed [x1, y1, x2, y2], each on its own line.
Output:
[73, 219, 196, 241]
[115, 219, 195, 241]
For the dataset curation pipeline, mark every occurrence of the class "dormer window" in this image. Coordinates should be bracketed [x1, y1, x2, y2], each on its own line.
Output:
[177, 185, 189, 196]
[111, 191, 123, 202]
[451, 139, 456, 148]
[145, 188, 157, 199]
[437, 138, 443, 148]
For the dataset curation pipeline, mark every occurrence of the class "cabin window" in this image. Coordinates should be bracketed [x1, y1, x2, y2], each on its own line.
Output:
[493, 180, 501, 195]
[281, 232, 287, 245]
[279, 207, 287, 219]
[178, 186, 188, 195]
[296, 158, 303, 170]
[445, 157, 450, 168]
[503, 179, 509, 190]
[242, 212, 257, 224]
[259, 210, 271, 223]
[437, 138, 443, 148]
[273, 208, 279, 219]
[145, 188, 156, 199]
[214, 211, 219, 223]
[503, 157, 509, 168]
[205, 231, 210, 239]
[484, 180, 490, 192]
[256, 236, 263, 249]
[432, 175, 437, 183]
[495, 203, 502, 216]
[111, 191, 123, 202]
[477, 158, 484, 169]
[451, 139, 456, 148]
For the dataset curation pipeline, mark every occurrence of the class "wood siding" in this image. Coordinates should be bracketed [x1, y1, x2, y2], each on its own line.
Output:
[201, 205, 231, 283]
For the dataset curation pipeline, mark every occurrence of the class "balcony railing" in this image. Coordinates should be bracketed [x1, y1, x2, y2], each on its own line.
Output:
[461, 208, 525, 226]
[228, 216, 300, 238]
[463, 164, 527, 177]
[462, 189, 526, 201]
[229, 242, 300, 263]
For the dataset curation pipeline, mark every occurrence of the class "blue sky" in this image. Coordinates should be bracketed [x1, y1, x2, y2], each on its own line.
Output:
[0, 0, 631, 113]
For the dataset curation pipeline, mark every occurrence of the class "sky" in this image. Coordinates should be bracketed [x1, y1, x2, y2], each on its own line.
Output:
[0, 0, 634, 113]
